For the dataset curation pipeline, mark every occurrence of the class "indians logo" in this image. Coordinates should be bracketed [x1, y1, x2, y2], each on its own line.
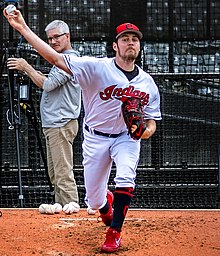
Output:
[99, 85, 149, 105]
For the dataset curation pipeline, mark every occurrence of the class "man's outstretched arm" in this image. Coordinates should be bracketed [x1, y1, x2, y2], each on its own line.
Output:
[3, 9, 71, 75]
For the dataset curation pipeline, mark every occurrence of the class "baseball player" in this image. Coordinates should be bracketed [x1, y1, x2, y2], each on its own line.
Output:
[4, 9, 162, 253]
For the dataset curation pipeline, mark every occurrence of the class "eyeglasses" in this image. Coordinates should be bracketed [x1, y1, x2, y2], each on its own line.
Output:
[47, 33, 66, 42]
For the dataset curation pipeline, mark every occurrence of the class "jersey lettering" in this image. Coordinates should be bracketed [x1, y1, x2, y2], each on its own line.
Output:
[99, 85, 149, 105]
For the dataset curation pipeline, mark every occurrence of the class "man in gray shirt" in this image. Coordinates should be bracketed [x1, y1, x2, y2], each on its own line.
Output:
[7, 20, 82, 214]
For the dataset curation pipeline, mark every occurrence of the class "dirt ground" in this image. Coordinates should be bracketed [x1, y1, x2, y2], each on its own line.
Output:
[0, 208, 220, 256]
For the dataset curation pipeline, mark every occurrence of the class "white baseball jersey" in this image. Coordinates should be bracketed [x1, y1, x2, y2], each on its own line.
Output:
[63, 55, 162, 134]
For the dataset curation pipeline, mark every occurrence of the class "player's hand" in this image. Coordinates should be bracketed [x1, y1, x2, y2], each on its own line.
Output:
[3, 9, 27, 33]
[130, 124, 138, 134]
[7, 58, 28, 72]
[130, 124, 151, 139]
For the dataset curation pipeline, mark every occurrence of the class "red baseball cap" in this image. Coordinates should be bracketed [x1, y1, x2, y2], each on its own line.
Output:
[115, 23, 143, 40]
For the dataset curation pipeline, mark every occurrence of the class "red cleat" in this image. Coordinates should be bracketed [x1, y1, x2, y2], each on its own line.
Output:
[99, 190, 114, 226]
[101, 228, 121, 253]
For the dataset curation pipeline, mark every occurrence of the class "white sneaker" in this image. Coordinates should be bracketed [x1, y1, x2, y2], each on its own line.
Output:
[63, 202, 80, 214]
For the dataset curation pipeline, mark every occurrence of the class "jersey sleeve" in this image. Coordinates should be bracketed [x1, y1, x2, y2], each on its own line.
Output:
[142, 74, 162, 120]
[62, 54, 97, 89]
[143, 88, 162, 120]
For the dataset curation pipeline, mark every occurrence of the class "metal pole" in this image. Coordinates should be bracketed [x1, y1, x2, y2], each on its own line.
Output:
[218, 144, 220, 208]
[15, 119, 23, 207]
[5, 0, 24, 207]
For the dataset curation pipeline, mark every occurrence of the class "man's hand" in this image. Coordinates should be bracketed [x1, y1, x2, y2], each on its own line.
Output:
[7, 58, 29, 72]
[7, 58, 46, 88]
[3, 9, 27, 33]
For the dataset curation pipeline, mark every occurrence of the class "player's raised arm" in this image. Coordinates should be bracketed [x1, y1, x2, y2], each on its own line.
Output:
[3, 8, 71, 75]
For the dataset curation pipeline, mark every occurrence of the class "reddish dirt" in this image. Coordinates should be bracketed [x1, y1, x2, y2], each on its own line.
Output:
[0, 209, 220, 256]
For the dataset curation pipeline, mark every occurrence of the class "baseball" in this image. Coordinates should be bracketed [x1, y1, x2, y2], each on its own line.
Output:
[39, 204, 48, 214]
[5, 4, 17, 14]
[45, 204, 56, 214]
[53, 203, 62, 213]
[63, 202, 80, 214]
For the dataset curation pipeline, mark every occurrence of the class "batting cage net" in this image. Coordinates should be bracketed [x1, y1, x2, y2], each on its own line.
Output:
[0, 0, 220, 209]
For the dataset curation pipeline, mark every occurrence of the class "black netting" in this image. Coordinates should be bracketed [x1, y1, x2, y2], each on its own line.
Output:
[0, 0, 219, 209]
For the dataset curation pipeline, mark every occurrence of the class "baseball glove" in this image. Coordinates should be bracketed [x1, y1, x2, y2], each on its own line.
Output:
[122, 97, 146, 140]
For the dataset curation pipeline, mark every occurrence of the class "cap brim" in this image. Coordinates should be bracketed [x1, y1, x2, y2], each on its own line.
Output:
[116, 30, 143, 40]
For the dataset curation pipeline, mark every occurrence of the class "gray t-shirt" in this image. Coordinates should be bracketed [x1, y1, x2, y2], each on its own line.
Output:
[40, 49, 81, 128]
